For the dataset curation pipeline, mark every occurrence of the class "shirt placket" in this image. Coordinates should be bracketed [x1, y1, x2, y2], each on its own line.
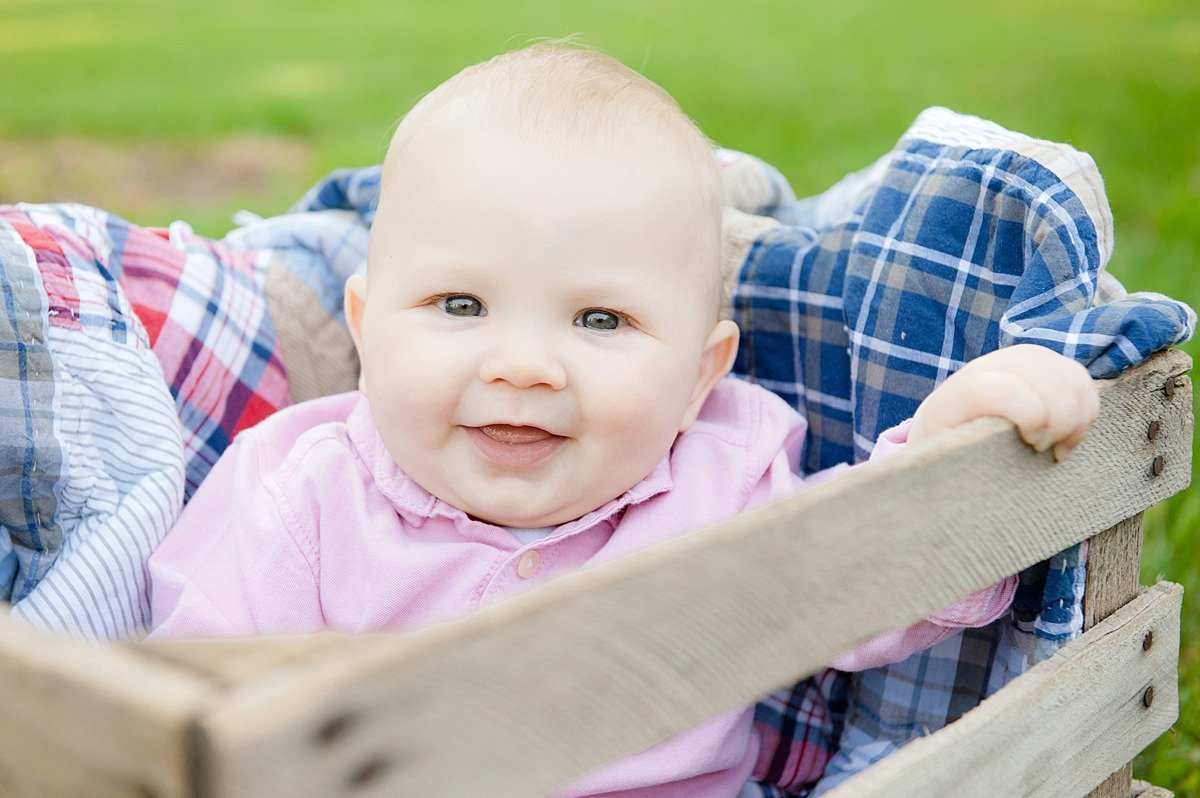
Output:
[478, 518, 613, 606]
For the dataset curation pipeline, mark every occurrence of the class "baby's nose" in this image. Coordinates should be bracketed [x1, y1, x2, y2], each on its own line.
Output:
[478, 335, 567, 390]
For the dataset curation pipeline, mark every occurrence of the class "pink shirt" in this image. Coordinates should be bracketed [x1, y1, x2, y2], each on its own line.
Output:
[149, 377, 1015, 797]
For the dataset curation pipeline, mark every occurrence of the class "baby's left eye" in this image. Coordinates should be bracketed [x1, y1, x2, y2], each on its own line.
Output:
[576, 309, 621, 330]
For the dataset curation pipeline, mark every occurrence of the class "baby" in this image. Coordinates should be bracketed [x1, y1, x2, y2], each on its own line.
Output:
[149, 46, 1099, 796]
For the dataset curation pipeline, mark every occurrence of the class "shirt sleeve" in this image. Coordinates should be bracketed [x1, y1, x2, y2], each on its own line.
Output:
[148, 432, 324, 638]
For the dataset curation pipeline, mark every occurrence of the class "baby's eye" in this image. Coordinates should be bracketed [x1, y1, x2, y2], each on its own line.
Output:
[436, 295, 485, 317]
[576, 309, 621, 331]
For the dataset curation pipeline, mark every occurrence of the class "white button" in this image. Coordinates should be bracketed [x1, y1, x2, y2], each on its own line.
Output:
[516, 550, 540, 579]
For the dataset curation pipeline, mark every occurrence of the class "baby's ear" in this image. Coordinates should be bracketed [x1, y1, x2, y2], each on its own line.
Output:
[344, 274, 368, 391]
[680, 319, 740, 431]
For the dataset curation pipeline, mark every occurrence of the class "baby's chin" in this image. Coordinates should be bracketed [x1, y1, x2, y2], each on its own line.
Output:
[459, 487, 612, 529]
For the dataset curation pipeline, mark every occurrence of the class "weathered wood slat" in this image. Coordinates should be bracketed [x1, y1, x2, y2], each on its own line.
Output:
[132, 634, 347, 687]
[823, 582, 1181, 798]
[1084, 513, 1145, 798]
[1085, 515, 1145, 631]
[1096, 767, 1137, 798]
[178, 354, 1189, 795]
[0, 611, 214, 798]
[1082, 356, 1187, 798]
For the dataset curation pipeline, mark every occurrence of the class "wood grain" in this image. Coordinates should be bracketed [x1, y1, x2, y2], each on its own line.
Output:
[131, 634, 347, 688]
[1084, 515, 1145, 631]
[1081, 356, 1189, 798]
[0, 612, 214, 797]
[1084, 513, 1146, 798]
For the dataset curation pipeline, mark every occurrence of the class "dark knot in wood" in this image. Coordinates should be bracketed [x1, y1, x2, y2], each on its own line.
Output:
[315, 712, 355, 746]
[349, 756, 389, 790]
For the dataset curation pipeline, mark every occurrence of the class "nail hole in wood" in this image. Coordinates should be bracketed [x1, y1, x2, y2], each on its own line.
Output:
[1148, 420, 1160, 441]
[1143, 686, 1155, 708]
[1152, 456, 1165, 477]
[315, 713, 355, 746]
[1143, 631, 1154, 651]
[1163, 378, 1176, 398]
[349, 756, 389, 790]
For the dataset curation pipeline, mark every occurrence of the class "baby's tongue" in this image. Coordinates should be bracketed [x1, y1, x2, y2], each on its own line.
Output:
[480, 425, 552, 445]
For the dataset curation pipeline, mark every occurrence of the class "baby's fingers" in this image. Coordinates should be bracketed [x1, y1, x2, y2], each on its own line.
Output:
[1051, 381, 1101, 462]
[959, 371, 1049, 442]
[1018, 372, 1081, 453]
[1013, 356, 1098, 458]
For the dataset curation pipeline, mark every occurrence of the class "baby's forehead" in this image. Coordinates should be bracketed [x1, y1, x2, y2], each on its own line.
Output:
[380, 113, 718, 235]
[393, 100, 707, 184]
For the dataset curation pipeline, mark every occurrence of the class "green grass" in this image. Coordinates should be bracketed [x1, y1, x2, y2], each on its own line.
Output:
[2, 0, 1197, 791]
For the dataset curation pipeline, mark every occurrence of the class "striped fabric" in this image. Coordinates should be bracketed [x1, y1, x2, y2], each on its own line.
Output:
[0, 210, 184, 639]
[0, 204, 290, 637]
[9, 206, 291, 500]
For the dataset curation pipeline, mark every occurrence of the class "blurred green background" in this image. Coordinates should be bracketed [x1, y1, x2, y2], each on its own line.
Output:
[1, 0, 1196, 792]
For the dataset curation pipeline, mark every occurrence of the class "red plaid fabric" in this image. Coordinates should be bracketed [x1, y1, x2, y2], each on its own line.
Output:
[6, 204, 290, 498]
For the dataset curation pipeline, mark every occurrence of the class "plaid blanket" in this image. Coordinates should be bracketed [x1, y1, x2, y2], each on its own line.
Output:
[0, 204, 289, 637]
[0, 107, 1192, 790]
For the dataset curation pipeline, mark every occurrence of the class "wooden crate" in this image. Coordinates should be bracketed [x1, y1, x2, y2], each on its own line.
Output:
[0, 350, 1190, 797]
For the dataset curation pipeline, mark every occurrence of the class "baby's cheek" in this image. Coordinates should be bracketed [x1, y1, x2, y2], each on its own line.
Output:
[367, 330, 449, 386]
[597, 375, 689, 451]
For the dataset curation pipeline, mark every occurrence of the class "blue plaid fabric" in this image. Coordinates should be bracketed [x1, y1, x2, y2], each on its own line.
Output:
[291, 166, 382, 225]
[269, 107, 1195, 795]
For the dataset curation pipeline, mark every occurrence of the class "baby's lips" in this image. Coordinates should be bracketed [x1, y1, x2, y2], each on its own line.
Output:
[478, 424, 555, 445]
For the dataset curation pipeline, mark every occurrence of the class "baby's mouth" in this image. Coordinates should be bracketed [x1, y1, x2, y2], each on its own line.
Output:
[479, 424, 554, 445]
[467, 424, 565, 468]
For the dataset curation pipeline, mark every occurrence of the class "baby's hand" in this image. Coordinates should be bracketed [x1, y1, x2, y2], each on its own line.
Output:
[909, 345, 1100, 461]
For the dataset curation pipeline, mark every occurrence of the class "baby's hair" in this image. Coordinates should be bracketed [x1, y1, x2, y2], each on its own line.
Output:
[379, 43, 727, 319]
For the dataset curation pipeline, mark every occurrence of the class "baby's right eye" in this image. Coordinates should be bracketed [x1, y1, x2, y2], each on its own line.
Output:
[435, 295, 486, 317]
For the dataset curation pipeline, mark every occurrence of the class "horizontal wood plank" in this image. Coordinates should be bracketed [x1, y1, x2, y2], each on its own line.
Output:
[183, 350, 1191, 796]
[0, 611, 214, 798]
[823, 582, 1181, 798]
[132, 634, 347, 687]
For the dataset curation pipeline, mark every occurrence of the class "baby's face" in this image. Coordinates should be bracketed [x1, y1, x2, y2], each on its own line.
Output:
[349, 126, 735, 528]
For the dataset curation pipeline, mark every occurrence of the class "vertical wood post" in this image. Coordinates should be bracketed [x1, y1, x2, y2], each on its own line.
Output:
[1083, 361, 1190, 798]
[1082, 513, 1144, 798]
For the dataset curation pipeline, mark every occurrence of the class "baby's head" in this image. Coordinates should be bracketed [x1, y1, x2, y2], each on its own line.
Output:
[346, 44, 739, 528]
